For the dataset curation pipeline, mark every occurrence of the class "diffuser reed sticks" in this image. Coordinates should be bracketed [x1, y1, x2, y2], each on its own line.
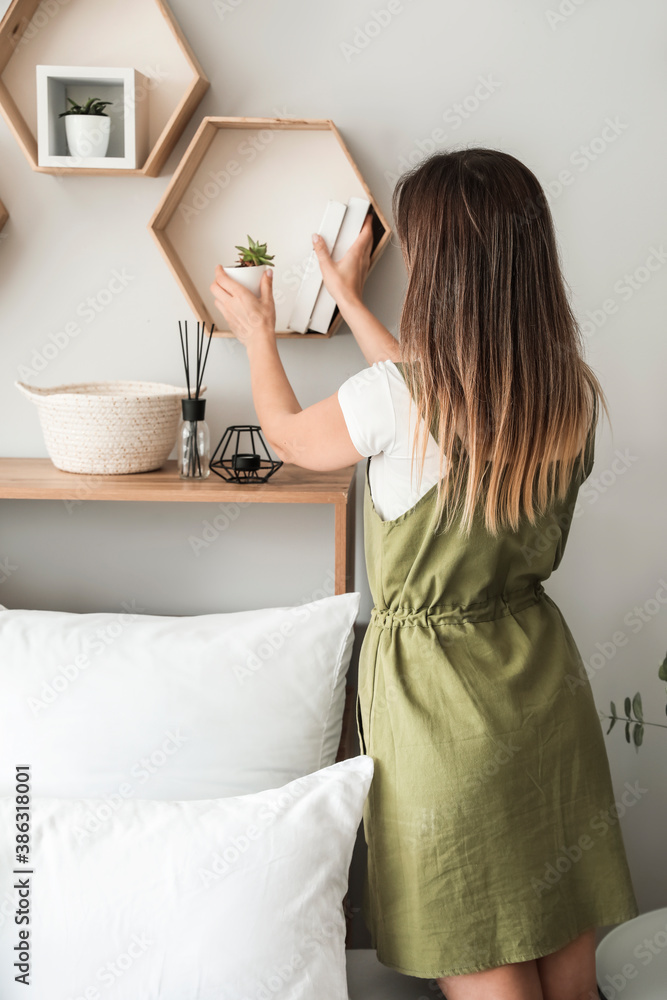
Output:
[177, 321, 214, 479]
[178, 320, 213, 403]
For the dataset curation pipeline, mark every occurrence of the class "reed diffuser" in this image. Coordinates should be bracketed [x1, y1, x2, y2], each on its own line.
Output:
[176, 320, 213, 480]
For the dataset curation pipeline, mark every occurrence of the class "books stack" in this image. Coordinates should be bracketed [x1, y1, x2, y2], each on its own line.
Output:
[287, 197, 371, 335]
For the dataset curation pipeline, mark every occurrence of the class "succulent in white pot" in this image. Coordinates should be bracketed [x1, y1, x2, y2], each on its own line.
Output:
[223, 236, 275, 296]
[58, 96, 113, 159]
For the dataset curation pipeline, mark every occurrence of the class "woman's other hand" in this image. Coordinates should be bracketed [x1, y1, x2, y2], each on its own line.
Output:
[210, 266, 276, 346]
[311, 212, 374, 308]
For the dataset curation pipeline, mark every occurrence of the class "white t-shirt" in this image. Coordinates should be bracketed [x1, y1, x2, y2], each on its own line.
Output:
[337, 359, 444, 522]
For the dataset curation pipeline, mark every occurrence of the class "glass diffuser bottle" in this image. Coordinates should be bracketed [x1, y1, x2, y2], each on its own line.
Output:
[178, 397, 210, 479]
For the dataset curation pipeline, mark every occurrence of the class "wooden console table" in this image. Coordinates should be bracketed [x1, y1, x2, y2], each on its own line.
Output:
[0, 458, 357, 595]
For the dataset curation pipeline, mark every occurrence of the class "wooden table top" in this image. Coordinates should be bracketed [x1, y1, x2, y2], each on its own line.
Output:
[0, 458, 357, 505]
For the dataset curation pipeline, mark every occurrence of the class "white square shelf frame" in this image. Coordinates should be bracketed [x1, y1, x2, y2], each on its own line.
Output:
[36, 65, 149, 170]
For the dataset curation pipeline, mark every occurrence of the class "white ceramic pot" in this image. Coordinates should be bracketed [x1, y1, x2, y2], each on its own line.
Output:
[222, 264, 269, 296]
[65, 115, 111, 159]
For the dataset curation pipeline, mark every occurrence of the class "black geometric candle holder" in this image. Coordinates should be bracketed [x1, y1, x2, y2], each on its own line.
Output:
[209, 424, 283, 483]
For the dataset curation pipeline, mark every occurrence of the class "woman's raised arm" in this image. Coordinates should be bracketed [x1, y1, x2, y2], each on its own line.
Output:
[210, 266, 364, 471]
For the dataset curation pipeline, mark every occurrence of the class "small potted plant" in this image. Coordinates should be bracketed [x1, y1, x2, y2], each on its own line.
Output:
[223, 236, 275, 296]
[58, 96, 113, 159]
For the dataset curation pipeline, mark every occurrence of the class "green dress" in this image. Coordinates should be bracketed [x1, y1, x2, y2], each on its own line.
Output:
[355, 361, 639, 979]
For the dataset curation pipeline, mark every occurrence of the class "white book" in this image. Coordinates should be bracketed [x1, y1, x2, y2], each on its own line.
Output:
[287, 200, 347, 334]
[307, 197, 372, 334]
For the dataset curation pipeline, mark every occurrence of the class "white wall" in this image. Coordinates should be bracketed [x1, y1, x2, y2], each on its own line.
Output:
[1, 0, 665, 950]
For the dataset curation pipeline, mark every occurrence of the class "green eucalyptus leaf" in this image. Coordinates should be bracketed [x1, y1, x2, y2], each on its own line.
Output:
[658, 652, 667, 682]
[624, 721, 631, 743]
[624, 696, 632, 718]
[632, 723, 644, 749]
[606, 715, 617, 735]
[610, 700, 617, 718]
[632, 692, 643, 722]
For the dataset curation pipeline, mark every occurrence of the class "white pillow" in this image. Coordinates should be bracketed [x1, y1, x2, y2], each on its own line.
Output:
[0, 755, 374, 999]
[0, 593, 360, 799]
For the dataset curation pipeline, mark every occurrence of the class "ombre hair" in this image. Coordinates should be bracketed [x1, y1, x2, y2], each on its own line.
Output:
[392, 147, 609, 537]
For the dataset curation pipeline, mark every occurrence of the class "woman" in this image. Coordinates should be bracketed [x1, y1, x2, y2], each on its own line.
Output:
[210, 148, 639, 1000]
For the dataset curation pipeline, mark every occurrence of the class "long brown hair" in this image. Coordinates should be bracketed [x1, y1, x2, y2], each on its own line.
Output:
[392, 147, 609, 536]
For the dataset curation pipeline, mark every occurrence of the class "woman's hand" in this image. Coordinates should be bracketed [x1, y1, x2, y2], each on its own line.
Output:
[311, 212, 373, 308]
[311, 212, 399, 365]
[210, 266, 276, 346]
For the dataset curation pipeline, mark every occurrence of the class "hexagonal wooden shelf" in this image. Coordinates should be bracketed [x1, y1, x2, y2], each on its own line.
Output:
[148, 116, 392, 338]
[0, 0, 209, 176]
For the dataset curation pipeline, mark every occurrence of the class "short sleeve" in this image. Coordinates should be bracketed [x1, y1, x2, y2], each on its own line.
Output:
[337, 361, 397, 457]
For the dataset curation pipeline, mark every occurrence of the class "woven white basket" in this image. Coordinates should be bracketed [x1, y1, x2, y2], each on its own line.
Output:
[16, 381, 203, 475]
